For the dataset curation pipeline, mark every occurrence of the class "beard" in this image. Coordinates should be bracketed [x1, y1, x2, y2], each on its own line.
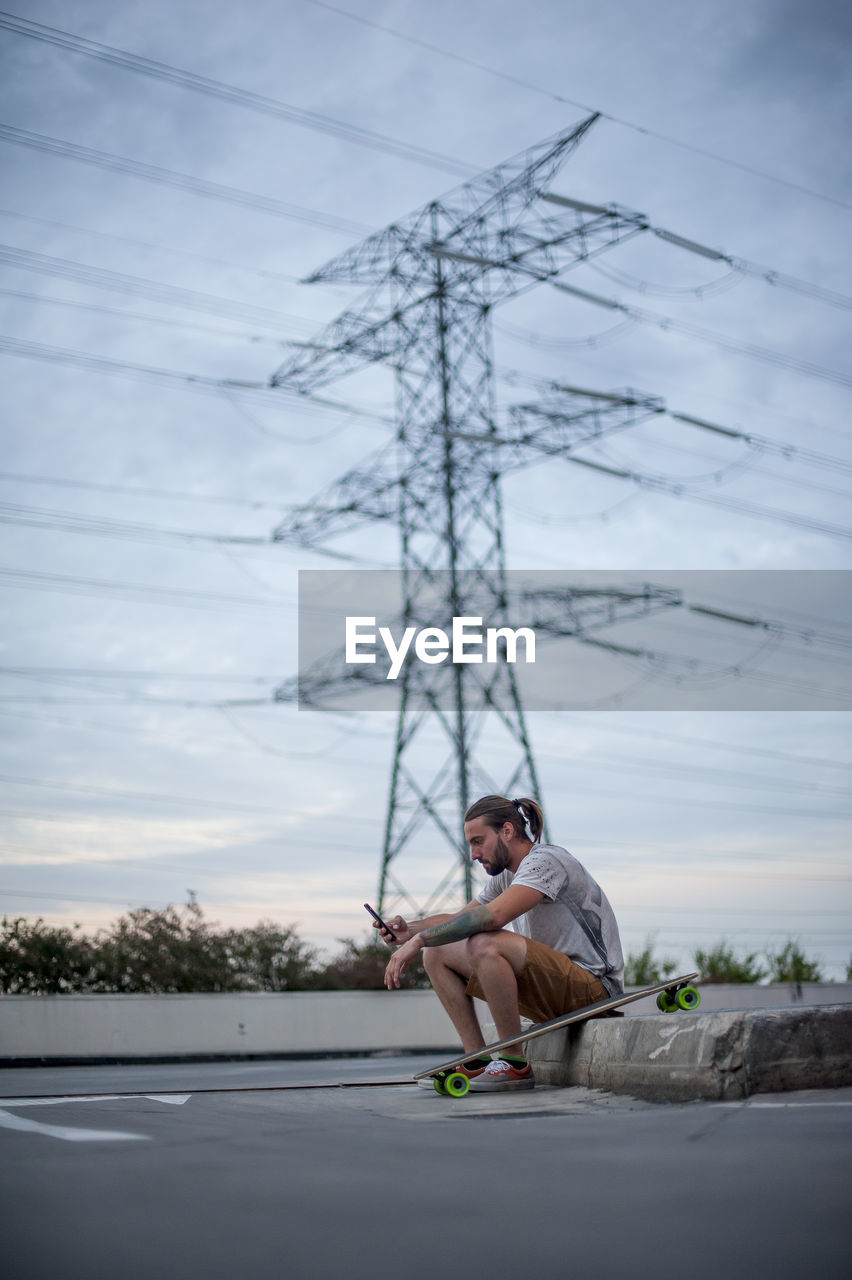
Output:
[485, 834, 513, 876]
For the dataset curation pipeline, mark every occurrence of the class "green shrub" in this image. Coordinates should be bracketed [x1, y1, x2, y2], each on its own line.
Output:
[0, 901, 427, 994]
[0, 916, 99, 993]
[317, 936, 429, 990]
[693, 941, 766, 984]
[765, 941, 824, 984]
[623, 938, 678, 986]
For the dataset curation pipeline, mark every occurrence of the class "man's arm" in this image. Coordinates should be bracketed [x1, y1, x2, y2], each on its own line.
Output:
[418, 886, 545, 946]
[383, 886, 544, 989]
[373, 905, 479, 945]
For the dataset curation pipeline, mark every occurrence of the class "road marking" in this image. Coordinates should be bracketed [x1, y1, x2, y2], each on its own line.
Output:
[0, 1108, 149, 1142]
[714, 1100, 852, 1108]
[0, 1093, 190, 1108]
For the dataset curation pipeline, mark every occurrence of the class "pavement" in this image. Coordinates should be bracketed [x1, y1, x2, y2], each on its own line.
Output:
[1, 1057, 849, 1280]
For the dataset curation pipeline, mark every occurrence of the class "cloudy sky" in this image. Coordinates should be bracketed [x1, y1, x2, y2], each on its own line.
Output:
[1, 0, 850, 977]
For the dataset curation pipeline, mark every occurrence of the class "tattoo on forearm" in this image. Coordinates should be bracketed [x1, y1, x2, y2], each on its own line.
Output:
[419, 905, 497, 947]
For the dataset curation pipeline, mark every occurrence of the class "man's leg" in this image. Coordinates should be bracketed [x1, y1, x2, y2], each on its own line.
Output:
[422, 940, 487, 1054]
[465, 931, 529, 1054]
[422, 931, 529, 1054]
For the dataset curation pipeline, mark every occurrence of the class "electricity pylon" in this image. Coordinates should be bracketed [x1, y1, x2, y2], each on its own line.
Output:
[271, 115, 675, 916]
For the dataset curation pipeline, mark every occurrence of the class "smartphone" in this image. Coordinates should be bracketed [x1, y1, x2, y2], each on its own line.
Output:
[363, 902, 398, 942]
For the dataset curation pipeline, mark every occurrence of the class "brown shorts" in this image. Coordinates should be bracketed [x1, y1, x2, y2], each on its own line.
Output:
[465, 936, 607, 1023]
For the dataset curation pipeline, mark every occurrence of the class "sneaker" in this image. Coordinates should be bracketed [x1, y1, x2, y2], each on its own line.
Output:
[418, 1057, 490, 1090]
[468, 1059, 535, 1092]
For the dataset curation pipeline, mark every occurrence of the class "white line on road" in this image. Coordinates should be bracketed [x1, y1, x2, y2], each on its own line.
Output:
[0, 1108, 149, 1142]
[714, 1101, 852, 1108]
[0, 1093, 191, 1107]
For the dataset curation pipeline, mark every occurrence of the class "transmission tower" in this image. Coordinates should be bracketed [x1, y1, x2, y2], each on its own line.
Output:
[271, 115, 676, 917]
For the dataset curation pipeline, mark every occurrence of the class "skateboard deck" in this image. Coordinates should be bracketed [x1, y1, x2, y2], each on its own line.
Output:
[414, 971, 701, 1095]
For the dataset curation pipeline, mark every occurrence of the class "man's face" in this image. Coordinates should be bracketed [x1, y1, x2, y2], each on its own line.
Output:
[465, 817, 513, 876]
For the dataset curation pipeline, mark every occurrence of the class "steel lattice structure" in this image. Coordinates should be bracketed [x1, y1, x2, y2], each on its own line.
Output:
[270, 115, 677, 916]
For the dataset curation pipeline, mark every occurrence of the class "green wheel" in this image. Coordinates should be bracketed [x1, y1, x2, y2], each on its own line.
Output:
[444, 1072, 471, 1098]
[677, 985, 701, 1011]
[657, 991, 678, 1013]
[433, 1076, 448, 1095]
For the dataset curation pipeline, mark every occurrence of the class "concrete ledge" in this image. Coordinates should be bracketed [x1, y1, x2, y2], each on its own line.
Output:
[0, 989, 458, 1062]
[527, 1004, 852, 1101]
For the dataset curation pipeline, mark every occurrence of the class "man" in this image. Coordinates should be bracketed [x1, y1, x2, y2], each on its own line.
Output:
[378, 794, 623, 1092]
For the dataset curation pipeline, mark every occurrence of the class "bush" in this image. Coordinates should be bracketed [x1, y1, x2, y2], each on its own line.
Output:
[0, 901, 429, 994]
[765, 941, 824, 984]
[91, 901, 237, 993]
[694, 941, 766, 984]
[0, 916, 99, 993]
[224, 920, 323, 992]
[317, 936, 430, 990]
[623, 938, 678, 986]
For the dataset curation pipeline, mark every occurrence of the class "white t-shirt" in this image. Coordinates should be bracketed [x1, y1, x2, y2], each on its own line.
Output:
[475, 842, 624, 995]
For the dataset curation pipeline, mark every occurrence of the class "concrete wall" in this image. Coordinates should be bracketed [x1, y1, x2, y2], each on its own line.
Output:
[0, 990, 464, 1063]
[1, 984, 850, 1065]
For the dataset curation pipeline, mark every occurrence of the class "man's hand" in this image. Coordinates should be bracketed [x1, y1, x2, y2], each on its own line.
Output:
[372, 915, 412, 946]
[384, 936, 423, 989]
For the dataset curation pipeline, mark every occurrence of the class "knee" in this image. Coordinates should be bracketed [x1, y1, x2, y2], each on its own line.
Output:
[466, 932, 500, 967]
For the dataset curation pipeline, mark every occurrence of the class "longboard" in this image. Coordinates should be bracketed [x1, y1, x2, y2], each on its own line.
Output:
[414, 971, 701, 1096]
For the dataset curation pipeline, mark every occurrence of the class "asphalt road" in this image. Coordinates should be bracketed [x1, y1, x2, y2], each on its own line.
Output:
[1, 1059, 849, 1280]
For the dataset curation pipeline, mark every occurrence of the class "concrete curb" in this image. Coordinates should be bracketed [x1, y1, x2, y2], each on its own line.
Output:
[527, 1003, 852, 1101]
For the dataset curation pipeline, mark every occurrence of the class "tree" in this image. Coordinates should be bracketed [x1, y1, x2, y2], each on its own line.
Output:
[765, 940, 824, 984]
[694, 941, 766, 984]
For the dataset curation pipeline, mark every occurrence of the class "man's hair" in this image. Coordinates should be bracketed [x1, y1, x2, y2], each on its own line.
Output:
[464, 794, 544, 844]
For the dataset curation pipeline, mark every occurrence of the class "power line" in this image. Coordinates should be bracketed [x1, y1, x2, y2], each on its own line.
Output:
[0, 773, 385, 830]
[0, 11, 476, 179]
[561, 453, 852, 543]
[589, 256, 852, 314]
[0, 124, 373, 237]
[0, 887, 178, 909]
[552, 719, 852, 774]
[549, 278, 852, 392]
[7, 671, 849, 771]
[0, 206, 312, 286]
[0, 332, 394, 430]
[584, 431, 852, 503]
[0, 565, 293, 611]
[0, 500, 279, 548]
[0, 287, 291, 346]
[299, 0, 852, 213]
[0, 242, 321, 332]
[0, 471, 295, 511]
[0, 771, 291, 815]
[504, 365, 852, 469]
[0, 666, 281, 682]
[663, 410, 852, 476]
[500, 361, 852, 449]
[567, 751, 851, 799]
